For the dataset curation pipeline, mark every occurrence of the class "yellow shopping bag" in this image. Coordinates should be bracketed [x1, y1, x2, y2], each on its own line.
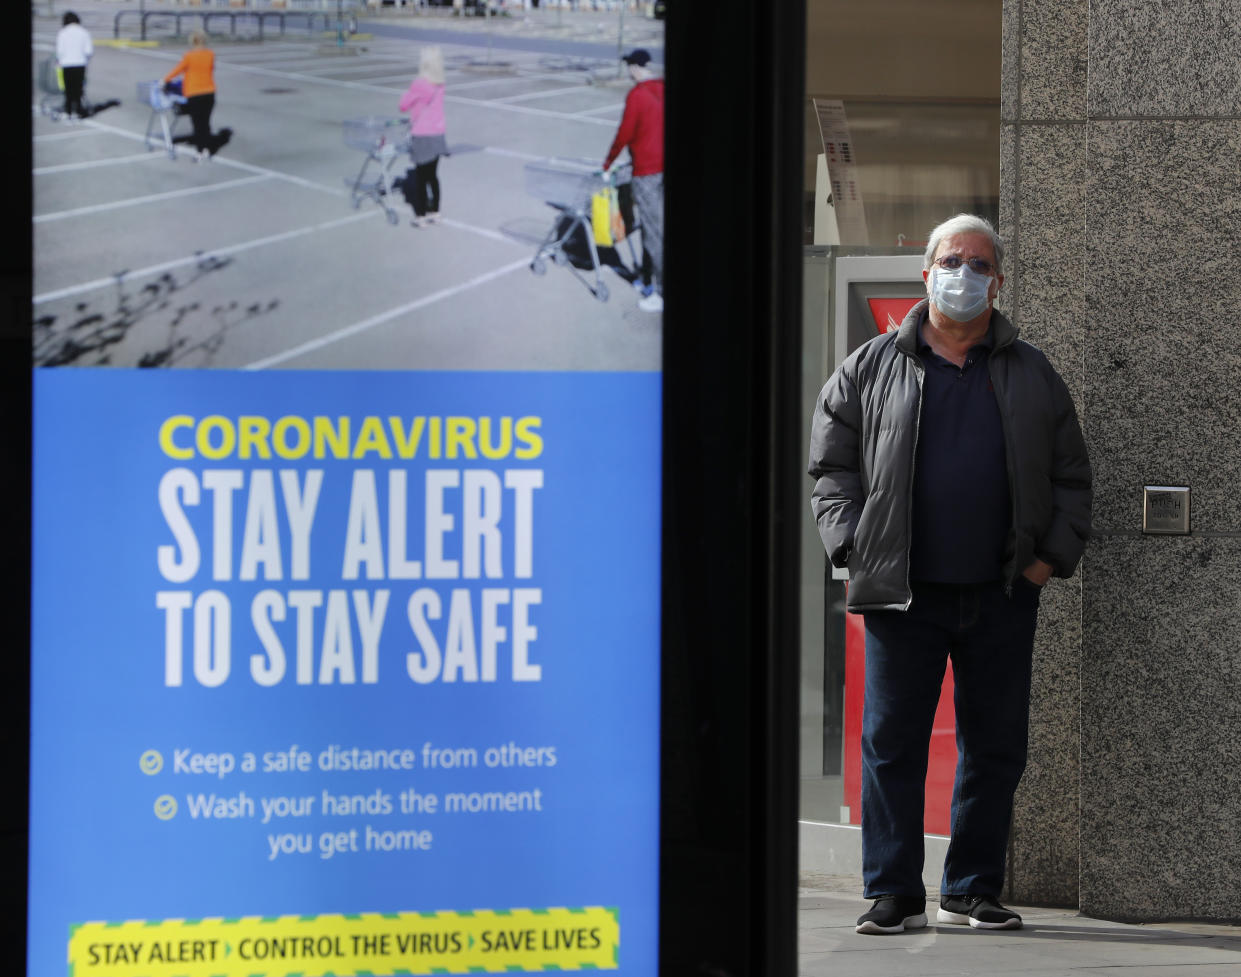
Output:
[591, 186, 625, 247]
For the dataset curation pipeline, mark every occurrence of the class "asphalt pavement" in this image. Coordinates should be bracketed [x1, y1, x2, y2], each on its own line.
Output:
[32, 1, 664, 370]
[361, 8, 664, 63]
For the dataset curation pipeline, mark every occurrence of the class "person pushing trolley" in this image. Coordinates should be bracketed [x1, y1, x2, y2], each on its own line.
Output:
[603, 49, 664, 314]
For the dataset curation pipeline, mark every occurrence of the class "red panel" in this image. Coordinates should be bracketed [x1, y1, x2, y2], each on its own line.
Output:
[837, 290, 953, 835]
[841, 608, 866, 823]
[925, 664, 957, 837]
[865, 296, 921, 335]
[841, 593, 957, 836]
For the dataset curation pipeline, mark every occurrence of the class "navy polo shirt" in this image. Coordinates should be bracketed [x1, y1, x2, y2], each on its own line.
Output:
[908, 318, 1012, 584]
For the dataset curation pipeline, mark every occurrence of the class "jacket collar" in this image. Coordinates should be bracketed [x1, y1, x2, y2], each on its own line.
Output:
[895, 298, 1019, 355]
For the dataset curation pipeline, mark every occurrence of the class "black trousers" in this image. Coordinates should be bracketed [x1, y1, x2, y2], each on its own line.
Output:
[412, 158, 440, 217]
[62, 65, 86, 118]
[185, 92, 215, 152]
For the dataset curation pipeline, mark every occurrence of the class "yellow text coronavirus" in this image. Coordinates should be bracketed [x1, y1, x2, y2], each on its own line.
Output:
[158, 415, 544, 461]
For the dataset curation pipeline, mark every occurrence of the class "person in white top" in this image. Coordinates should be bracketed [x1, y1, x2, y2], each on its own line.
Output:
[56, 11, 93, 120]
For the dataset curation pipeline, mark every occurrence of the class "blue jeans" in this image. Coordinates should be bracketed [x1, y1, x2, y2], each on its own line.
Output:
[860, 579, 1039, 899]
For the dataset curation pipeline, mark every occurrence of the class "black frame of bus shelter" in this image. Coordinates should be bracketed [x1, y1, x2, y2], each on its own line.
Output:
[5, 6, 34, 973]
[3, 0, 806, 972]
[660, 0, 805, 973]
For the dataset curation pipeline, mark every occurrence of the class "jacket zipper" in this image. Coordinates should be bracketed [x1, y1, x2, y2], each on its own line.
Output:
[989, 346, 1021, 596]
[903, 356, 925, 611]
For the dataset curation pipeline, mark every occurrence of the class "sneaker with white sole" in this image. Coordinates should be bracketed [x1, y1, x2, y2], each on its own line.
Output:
[855, 895, 928, 935]
[937, 895, 1022, 930]
[637, 291, 663, 313]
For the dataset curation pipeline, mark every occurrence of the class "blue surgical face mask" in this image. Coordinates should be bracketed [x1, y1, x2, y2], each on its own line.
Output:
[928, 264, 994, 322]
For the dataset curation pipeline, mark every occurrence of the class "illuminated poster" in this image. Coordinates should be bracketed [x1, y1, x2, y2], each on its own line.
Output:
[30, 8, 664, 976]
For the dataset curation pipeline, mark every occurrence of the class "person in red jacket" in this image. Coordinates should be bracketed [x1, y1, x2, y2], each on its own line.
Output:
[604, 49, 664, 313]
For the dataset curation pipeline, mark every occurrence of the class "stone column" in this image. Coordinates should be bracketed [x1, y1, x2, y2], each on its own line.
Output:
[1003, 0, 1241, 922]
[1000, 0, 1089, 911]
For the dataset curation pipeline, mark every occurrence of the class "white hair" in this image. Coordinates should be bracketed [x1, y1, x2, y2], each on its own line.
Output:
[419, 46, 445, 85]
[923, 214, 1004, 274]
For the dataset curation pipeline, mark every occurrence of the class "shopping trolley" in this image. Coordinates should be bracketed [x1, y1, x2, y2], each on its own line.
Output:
[523, 157, 639, 302]
[343, 116, 410, 225]
[37, 57, 65, 120]
[138, 80, 189, 159]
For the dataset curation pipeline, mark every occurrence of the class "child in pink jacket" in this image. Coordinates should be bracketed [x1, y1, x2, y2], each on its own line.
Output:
[399, 46, 448, 227]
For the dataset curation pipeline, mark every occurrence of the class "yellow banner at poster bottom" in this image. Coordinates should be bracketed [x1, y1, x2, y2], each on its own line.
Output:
[68, 906, 619, 976]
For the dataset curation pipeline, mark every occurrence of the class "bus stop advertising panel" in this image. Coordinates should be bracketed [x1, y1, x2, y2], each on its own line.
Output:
[28, 41, 663, 971]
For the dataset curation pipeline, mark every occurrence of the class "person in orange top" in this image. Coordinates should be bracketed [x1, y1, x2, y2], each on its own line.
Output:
[163, 30, 217, 161]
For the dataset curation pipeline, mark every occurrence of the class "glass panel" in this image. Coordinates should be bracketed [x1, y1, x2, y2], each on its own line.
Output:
[800, 245, 926, 827]
[804, 98, 1000, 249]
[799, 1, 1002, 831]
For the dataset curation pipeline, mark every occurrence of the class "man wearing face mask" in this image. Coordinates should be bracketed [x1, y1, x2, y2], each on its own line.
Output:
[807, 214, 1091, 936]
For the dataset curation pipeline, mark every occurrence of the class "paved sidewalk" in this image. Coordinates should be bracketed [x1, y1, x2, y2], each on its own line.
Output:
[800, 874, 1241, 977]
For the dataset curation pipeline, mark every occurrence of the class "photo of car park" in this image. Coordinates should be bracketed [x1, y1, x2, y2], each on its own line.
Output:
[32, 0, 664, 371]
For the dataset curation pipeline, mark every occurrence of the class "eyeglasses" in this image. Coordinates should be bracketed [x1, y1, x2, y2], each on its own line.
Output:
[934, 254, 995, 276]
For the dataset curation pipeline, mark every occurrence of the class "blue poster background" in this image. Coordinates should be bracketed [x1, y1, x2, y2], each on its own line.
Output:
[28, 368, 660, 976]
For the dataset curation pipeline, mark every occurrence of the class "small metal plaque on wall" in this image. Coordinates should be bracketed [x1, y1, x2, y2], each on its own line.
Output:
[1143, 485, 1191, 534]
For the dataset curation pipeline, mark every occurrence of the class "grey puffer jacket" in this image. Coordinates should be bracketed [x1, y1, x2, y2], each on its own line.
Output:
[807, 299, 1092, 611]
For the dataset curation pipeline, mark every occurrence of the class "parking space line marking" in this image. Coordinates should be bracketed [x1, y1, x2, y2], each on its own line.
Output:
[211, 52, 324, 64]
[571, 103, 625, 117]
[34, 175, 271, 224]
[339, 72, 422, 85]
[210, 154, 349, 195]
[33, 127, 104, 142]
[115, 50, 616, 127]
[216, 53, 326, 63]
[213, 46, 309, 56]
[445, 71, 586, 91]
[34, 210, 379, 305]
[244, 257, 531, 370]
[77, 118, 348, 196]
[35, 152, 165, 175]
[298, 60, 424, 76]
[483, 146, 545, 161]
[247, 57, 394, 71]
[204, 59, 404, 94]
[223, 52, 351, 65]
[496, 85, 592, 104]
[439, 218, 511, 243]
[448, 93, 615, 126]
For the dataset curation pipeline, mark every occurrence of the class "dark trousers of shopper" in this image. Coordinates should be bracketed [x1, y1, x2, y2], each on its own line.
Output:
[411, 158, 440, 217]
[185, 92, 215, 153]
[859, 579, 1039, 900]
[62, 65, 86, 118]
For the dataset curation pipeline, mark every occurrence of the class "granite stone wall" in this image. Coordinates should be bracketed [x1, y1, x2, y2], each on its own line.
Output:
[1002, 0, 1241, 922]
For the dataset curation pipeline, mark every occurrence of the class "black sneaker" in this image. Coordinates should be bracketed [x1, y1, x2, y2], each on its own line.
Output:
[855, 895, 928, 935]
[937, 894, 1023, 930]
